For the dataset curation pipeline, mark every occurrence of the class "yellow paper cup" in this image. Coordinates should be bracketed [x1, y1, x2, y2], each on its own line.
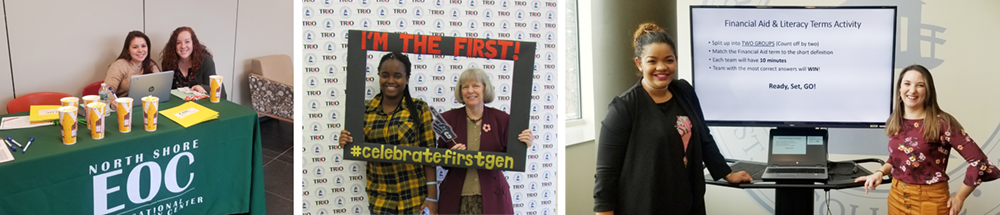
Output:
[142, 96, 159, 131]
[210, 75, 222, 103]
[87, 102, 106, 140]
[58, 106, 78, 145]
[82, 95, 99, 129]
[116, 97, 133, 133]
[61, 97, 79, 108]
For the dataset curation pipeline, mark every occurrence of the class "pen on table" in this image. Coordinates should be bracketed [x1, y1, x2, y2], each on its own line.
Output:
[3, 138, 15, 152]
[21, 137, 33, 154]
[7, 136, 23, 149]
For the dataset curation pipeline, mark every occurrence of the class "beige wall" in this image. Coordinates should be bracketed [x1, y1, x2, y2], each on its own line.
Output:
[0, 0, 292, 114]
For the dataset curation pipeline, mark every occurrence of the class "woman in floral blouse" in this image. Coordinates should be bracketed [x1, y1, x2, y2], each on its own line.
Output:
[855, 64, 999, 215]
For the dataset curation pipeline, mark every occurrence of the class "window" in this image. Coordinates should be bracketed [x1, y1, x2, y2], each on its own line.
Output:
[565, 0, 581, 120]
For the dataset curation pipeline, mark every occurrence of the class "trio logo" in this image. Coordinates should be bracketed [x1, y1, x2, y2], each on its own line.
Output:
[325, 42, 337, 54]
[434, 19, 446, 31]
[412, 6, 424, 18]
[304, 7, 315, 19]
[323, 18, 336, 31]
[305, 54, 317, 66]
[483, 9, 495, 20]
[325, 65, 339, 77]
[340, 7, 352, 19]
[414, 73, 427, 84]
[450, 8, 461, 20]
[376, 7, 389, 19]
[397, 18, 408, 30]
[500, 20, 511, 31]
[468, 19, 478, 31]
[304, 31, 316, 43]
[360, 18, 373, 29]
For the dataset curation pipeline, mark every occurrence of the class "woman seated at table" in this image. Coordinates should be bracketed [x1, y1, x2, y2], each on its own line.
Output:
[105, 30, 161, 97]
[161, 26, 226, 99]
[434, 67, 533, 215]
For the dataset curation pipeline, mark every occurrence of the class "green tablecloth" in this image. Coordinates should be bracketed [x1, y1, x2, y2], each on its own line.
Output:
[0, 99, 265, 215]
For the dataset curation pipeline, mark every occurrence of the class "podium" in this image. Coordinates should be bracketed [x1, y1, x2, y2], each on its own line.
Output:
[706, 158, 892, 215]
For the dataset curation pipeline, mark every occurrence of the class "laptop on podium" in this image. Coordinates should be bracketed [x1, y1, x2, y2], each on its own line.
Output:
[128, 71, 174, 106]
[761, 128, 829, 181]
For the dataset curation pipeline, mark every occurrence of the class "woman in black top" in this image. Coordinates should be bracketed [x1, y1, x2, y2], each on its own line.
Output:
[161, 26, 227, 100]
[593, 23, 752, 215]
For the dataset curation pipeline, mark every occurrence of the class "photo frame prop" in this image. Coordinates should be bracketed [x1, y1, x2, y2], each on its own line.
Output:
[343, 30, 535, 172]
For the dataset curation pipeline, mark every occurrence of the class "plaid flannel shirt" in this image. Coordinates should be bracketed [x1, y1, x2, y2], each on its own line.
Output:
[363, 94, 434, 214]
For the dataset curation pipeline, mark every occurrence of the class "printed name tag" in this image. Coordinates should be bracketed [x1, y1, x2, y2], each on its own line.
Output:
[175, 108, 200, 118]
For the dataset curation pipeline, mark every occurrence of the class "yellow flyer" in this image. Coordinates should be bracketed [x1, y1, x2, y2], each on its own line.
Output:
[159, 102, 219, 128]
[29, 105, 61, 122]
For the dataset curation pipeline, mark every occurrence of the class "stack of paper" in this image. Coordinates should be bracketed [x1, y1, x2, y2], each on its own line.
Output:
[0, 145, 12, 163]
[29, 105, 61, 122]
[1, 116, 54, 130]
[160, 102, 219, 128]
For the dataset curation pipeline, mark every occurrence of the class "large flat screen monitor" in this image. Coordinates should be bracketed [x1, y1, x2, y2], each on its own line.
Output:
[690, 6, 897, 128]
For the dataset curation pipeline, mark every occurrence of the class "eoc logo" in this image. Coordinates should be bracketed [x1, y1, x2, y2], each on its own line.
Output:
[91, 140, 201, 215]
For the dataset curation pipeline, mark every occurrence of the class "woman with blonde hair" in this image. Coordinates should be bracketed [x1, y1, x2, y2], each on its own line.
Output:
[434, 67, 533, 214]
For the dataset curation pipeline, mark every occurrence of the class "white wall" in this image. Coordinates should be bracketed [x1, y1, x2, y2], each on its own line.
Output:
[675, 0, 1000, 214]
[234, 0, 294, 107]
[5, 0, 144, 106]
[0, 0, 292, 114]
[146, 0, 239, 104]
[0, 2, 12, 110]
[569, 0, 1000, 214]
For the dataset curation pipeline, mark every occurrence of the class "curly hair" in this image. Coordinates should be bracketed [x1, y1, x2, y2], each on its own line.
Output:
[160, 27, 212, 75]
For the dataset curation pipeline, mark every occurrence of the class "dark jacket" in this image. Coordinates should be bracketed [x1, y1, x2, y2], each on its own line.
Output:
[436, 107, 515, 215]
[593, 80, 732, 215]
[167, 54, 227, 100]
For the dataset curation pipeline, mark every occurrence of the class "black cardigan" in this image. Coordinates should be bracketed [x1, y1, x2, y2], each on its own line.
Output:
[167, 54, 228, 100]
[593, 80, 732, 215]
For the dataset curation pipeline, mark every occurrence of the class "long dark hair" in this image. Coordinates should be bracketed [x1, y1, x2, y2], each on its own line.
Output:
[885, 64, 962, 140]
[161, 27, 212, 75]
[116, 31, 158, 74]
[377, 51, 420, 123]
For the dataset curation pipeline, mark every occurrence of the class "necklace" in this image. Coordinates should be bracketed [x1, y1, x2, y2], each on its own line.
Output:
[468, 115, 482, 124]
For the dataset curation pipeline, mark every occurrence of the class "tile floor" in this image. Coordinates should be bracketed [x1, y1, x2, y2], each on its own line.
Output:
[260, 118, 294, 214]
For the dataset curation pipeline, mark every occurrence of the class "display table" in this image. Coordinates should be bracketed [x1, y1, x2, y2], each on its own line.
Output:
[707, 158, 892, 215]
[0, 99, 265, 215]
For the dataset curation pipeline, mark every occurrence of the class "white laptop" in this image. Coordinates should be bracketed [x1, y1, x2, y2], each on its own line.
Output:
[128, 71, 174, 106]
[760, 128, 829, 181]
